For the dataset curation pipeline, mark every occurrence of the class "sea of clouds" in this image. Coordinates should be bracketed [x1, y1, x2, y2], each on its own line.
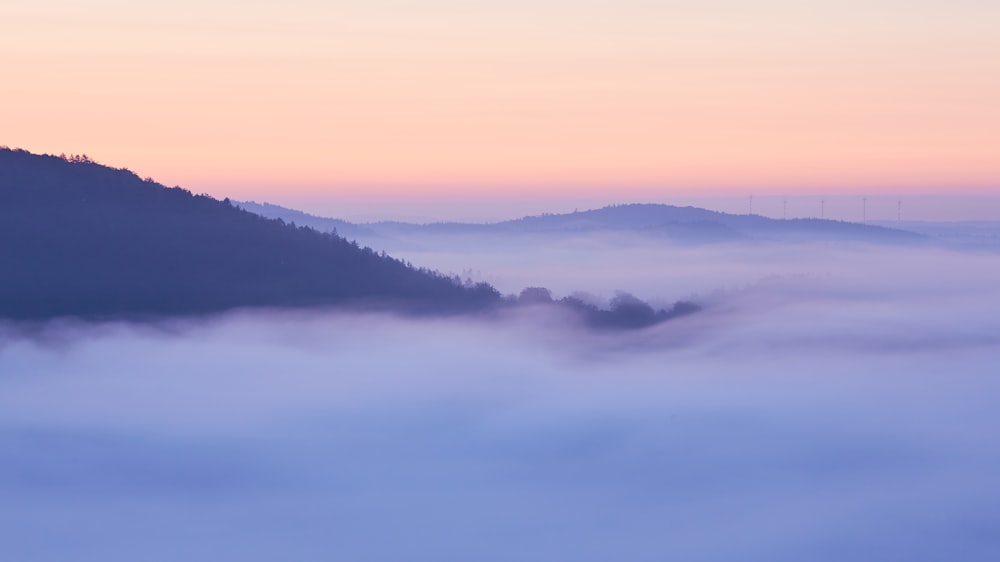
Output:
[1, 239, 999, 561]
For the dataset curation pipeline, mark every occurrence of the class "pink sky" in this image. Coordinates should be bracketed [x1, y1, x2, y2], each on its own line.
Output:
[2, 1, 998, 219]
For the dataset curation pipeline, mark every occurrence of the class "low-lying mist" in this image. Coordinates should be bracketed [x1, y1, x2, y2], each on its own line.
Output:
[386, 231, 1000, 305]
[2, 240, 999, 561]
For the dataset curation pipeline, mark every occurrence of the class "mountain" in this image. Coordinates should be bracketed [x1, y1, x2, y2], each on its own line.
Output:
[401, 204, 925, 243]
[241, 201, 925, 248]
[0, 148, 499, 320]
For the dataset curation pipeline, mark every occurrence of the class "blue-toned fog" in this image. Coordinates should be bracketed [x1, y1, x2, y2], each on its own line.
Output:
[2, 240, 1000, 561]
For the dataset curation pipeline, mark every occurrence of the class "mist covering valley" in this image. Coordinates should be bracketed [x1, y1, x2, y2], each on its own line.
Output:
[5, 0, 999, 556]
[3, 207, 1000, 560]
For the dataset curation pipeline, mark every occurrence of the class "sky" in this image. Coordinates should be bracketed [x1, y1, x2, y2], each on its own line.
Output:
[3, 0, 998, 218]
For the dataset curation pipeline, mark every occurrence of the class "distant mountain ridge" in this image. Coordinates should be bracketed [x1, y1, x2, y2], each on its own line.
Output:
[501, 204, 920, 241]
[243, 201, 926, 247]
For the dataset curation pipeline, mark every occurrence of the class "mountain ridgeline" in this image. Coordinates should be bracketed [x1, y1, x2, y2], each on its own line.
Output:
[0, 147, 696, 328]
[0, 148, 498, 319]
[239, 200, 926, 252]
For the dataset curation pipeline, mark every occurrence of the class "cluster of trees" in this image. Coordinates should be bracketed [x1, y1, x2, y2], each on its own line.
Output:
[59, 153, 96, 164]
[0, 147, 98, 164]
[515, 287, 699, 329]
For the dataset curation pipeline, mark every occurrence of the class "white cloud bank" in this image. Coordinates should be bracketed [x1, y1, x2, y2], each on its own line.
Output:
[1, 241, 999, 561]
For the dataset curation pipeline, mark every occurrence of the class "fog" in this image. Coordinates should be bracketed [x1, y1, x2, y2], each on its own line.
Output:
[389, 231, 1000, 304]
[2, 240, 1000, 561]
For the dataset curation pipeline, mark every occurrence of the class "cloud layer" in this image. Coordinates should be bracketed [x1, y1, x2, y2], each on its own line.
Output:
[2, 241, 999, 561]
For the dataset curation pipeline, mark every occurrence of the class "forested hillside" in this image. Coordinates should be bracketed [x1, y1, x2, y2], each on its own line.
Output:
[0, 148, 498, 319]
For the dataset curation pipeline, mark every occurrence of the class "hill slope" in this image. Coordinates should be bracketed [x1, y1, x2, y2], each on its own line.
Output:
[0, 148, 498, 319]
[235, 200, 379, 243]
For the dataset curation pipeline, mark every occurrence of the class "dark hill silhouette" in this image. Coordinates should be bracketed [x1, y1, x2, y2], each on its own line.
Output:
[0, 147, 499, 320]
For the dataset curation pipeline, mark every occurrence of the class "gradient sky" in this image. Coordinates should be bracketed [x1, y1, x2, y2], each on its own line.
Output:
[3, 0, 998, 216]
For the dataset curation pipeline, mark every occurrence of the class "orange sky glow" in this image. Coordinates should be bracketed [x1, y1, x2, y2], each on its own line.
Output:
[2, 1, 998, 216]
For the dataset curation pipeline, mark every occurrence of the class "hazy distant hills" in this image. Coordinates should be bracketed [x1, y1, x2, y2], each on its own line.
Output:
[395, 204, 925, 244]
[0, 148, 498, 319]
[871, 220, 1000, 249]
[523, 204, 923, 243]
[236, 200, 380, 243]
[242, 200, 925, 250]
